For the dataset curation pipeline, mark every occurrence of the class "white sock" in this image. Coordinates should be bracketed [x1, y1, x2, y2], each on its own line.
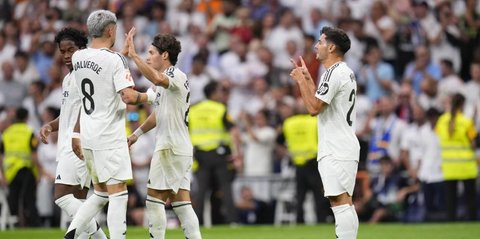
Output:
[350, 205, 359, 238]
[108, 190, 129, 239]
[146, 195, 167, 239]
[64, 191, 109, 239]
[331, 204, 358, 239]
[172, 201, 202, 239]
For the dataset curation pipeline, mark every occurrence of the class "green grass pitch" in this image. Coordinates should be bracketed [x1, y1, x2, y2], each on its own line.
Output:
[0, 223, 479, 239]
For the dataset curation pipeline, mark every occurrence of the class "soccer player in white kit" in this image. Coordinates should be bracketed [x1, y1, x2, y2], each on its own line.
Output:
[39, 27, 107, 239]
[123, 28, 202, 239]
[290, 27, 360, 239]
[62, 10, 150, 239]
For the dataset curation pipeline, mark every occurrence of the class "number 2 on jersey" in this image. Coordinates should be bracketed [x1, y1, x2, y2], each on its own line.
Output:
[346, 89, 355, 126]
[81, 78, 95, 115]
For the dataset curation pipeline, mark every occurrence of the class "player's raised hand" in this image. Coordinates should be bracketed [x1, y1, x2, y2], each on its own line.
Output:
[39, 124, 52, 144]
[124, 27, 137, 58]
[127, 134, 138, 148]
[290, 58, 304, 82]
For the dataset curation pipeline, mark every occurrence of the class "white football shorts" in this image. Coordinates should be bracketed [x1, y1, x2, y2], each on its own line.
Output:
[83, 147, 133, 184]
[317, 155, 358, 197]
[55, 151, 91, 188]
[147, 149, 192, 194]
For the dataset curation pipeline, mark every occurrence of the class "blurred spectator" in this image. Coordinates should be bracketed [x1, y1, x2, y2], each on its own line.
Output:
[429, 2, 462, 73]
[359, 44, 396, 103]
[41, 65, 63, 110]
[395, 81, 415, 122]
[435, 93, 478, 221]
[14, 51, 40, 88]
[302, 7, 332, 40]
[22, 81, 46, 134]
[188, 54, 214, 105]
[0, 107, 41, 227]
[0, 31, 16, 73]
[265, 8, 303, 73]
[36, 107, 60, 227]
[437, 59, 464, 107]
[239, 110, 276, 176]
[418, 107, 445, 221]
[243, 78, 269, 115]
[231, 7, 254, 45]
[144, 1, 168, 38]
[363, 1, 397, 67]
[418, 76, 443, 111]
[171, 0, 207, 37]
[301, 34, 321, 86]
[248, 0, 270, 22]
[207, 0, 239, 54]
[368, 156, 419, 223]
[363, 96, 407, 178]
[463, 61, 480, 129]
[219, 36, 259, 118]
[235, 185, 269, 224]
[403, 45, 442, 95]
[458, 0, 480, 80]
[0, 61, 28, 109]
[33, 40, 55, 84]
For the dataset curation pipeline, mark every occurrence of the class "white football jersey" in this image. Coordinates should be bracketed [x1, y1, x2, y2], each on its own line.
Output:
[57, 72, 81, 160]
[315, 61, 360, 161]
[151, 66, 193, 156]
[72, 48, 134, 150]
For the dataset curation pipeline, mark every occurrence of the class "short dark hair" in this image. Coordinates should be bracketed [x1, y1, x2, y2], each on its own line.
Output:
[15, 107, 29, 121]
[203, 81, 219, 99]
[14, 51, 29, 59]
[54, 27, 88, 49]
[152, 34, 181, 65]
[45, 107, 61, 119]
[321, 26, 351, 55]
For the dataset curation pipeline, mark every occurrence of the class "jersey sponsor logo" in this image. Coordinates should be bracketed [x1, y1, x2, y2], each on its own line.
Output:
[165, 66, 175, 78]
[125, 70, 133, 82]
[317, 82, 329, 95]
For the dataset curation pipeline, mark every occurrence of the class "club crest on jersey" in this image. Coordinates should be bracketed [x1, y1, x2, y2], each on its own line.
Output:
[317, 82, 329, 95]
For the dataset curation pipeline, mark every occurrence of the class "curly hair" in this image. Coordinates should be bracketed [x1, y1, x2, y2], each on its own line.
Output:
[54, 27, 88, 49]
[152, 34, 182, 65]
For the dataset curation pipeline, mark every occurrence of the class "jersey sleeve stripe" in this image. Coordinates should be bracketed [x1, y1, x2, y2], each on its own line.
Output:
[324, 62, 341, 82]
[99, 49, 128, 69]
[115, 53, 128, 69]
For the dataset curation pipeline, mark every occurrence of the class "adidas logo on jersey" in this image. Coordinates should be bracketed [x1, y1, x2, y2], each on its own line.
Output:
[56, 175, 61, 180]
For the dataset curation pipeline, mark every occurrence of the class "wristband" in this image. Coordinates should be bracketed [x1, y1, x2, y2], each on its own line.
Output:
[133, 128, 144, 138]
[72, 132, 80, 139]
[146, 88, 156, 104]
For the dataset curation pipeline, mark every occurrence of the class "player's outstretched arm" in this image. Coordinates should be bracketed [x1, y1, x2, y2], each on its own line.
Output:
[120, 87, 149, 105]
[290, 56, 328, 116]
[127, 112, 156, 147]
[40, 116, 60, 144]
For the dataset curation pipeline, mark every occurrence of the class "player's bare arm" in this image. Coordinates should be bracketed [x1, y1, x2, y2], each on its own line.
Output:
[127, 112, 157, 147]
[40, 116, 60, 144]
[120, 87, 149, 105]
[124, 27, 170, 88]
[71, 111, 83, 160]
[290, 56, 328, 116]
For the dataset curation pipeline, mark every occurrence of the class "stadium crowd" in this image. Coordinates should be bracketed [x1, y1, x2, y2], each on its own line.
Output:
[0, 0, 480, 228]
